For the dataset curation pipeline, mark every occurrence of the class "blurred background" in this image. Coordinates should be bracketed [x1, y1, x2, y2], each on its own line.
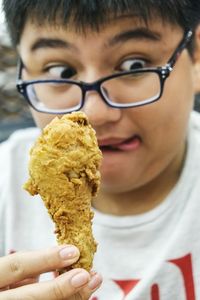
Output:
[0, 3, 35, 142]
[0, 2, 199, 142]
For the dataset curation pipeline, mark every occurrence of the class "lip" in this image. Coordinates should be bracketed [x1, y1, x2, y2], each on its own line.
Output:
[98, 135, 142, 152]
[98, 138, 130, 146]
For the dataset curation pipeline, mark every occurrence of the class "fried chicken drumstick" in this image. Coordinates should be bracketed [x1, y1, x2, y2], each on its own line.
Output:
[24, 112, 102, 271]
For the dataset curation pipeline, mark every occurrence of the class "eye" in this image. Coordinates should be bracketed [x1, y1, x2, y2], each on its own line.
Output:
[119, 58, 146, 72]
[46, 65, 76, 79]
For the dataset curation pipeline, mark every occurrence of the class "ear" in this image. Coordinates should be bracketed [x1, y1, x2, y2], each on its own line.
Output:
[194, 25, 200, 62]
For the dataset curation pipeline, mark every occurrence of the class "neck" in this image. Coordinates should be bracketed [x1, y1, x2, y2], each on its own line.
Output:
[92, 144, 186, 216]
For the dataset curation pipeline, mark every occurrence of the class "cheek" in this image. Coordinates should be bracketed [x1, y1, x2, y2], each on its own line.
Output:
[125, 67, 194, 168]
[142, 60, 194, 140]
[166, 53, 195, 108]
[30, 108, 57, 129]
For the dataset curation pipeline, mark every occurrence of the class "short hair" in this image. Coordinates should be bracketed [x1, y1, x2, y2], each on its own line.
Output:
[3, 0, 200, 46]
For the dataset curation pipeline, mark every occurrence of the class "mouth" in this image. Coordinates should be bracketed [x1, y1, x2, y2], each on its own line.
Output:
[98, 135, 141, 152]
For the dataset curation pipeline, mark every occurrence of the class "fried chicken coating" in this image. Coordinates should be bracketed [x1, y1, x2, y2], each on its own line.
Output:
[24, 112, 102, 271]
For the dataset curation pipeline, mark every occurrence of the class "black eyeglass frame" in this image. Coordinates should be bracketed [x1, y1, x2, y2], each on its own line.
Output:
[16, 30, 193, 114]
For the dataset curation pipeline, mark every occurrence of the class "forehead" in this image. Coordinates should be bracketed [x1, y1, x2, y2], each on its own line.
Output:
[19, 15, 183, 49]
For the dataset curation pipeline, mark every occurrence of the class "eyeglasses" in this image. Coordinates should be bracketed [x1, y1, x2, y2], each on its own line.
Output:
[16, 30, 193, 114]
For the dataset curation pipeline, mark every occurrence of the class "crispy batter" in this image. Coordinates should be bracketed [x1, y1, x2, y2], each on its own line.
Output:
[24, 112, 102, 271]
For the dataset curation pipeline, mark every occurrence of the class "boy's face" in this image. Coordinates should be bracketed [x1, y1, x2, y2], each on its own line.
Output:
[18, 16, 195, 194]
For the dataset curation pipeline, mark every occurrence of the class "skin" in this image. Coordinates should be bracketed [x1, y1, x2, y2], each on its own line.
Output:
[0, 245, 102, 299]
[1, 13, 197, 298]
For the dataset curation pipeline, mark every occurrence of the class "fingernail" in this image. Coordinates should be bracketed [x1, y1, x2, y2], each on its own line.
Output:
[88, 273, 103, 290]
[71, 271, 90, 288]
[59, 246, 79, 260]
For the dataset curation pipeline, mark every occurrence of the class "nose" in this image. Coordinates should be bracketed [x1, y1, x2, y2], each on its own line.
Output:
[82, 90, 121, 127]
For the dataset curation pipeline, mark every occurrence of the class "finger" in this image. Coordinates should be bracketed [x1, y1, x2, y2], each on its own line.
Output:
[53, 271, 59, 278]
[0, 286, 9, 292]
[0, 268, 91, 300]
[0, 245, 80, 288]
[9, 276, 39, 289]
[80, 271, 103, 299]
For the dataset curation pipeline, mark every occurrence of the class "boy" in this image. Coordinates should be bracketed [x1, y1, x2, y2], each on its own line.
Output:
[1, 0, 200, 299]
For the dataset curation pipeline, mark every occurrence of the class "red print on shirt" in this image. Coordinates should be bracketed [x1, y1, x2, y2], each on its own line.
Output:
[114, 279, 140, 297]
[91, 253, 196, 300]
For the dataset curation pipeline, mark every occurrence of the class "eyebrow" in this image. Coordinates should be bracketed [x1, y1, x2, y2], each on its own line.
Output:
[30, 27, 161, 52]
[108, 28, 161, 47]
[30, 38, 76, 52]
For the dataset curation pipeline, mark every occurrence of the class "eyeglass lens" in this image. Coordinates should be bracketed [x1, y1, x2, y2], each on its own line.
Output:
[101, 72, 161, 105]
[27, 82, 82, 112]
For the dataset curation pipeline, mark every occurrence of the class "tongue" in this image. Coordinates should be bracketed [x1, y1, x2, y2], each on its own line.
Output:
[112, 136, 141, 151]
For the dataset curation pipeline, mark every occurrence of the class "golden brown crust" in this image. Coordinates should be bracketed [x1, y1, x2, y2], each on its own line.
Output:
[24, 112, 102, 271]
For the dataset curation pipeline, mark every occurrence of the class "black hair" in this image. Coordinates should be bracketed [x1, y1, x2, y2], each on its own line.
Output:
[2, 0, 200, 46]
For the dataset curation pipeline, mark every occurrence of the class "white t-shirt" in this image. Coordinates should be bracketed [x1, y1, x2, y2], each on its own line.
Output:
[1, 111, 200, 299]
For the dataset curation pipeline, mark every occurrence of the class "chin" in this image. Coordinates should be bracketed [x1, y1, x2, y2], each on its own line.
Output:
[100, 175, 137, 194]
